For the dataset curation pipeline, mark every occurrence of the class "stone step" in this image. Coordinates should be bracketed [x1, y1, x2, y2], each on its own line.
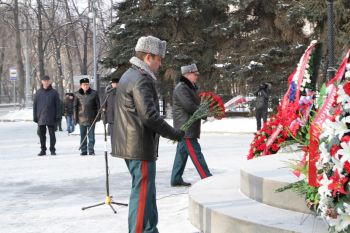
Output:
[240, 152, 312, 214]
[188, 173, 328, 233]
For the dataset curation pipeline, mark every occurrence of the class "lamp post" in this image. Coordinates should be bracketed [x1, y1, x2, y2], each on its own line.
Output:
[326, 0, 335, 80]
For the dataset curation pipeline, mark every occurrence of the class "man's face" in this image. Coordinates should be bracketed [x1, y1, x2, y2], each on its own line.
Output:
[185, 72, 200, 84]
[41, 79, 50, 89]
[145, 54, 162, 73]
[111, 83, 118, 88]
[80, 83, 90, 92]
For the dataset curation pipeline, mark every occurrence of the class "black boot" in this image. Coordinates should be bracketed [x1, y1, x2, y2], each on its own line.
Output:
[38, 151, 46, 156]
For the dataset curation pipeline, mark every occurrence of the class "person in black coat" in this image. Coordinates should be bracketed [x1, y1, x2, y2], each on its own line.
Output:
[74, 78, 100, 155]
[56, 99, 64, 131]
[102, 77, 119, 141]
[254, 83, 270, 131]
[64, 93, 75, 134]
[33, 75, 60, 156]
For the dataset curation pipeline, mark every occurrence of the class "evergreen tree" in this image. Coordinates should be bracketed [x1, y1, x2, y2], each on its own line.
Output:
[103, 0, 350, 108]
[103, 0, 237, 103]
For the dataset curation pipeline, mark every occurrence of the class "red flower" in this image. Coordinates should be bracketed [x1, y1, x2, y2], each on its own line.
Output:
[344, 162, 350, 174]
[271, 143, 279, 152]
[328, 169, 349, 197]
[257, 144, 266, 151]
[277, 137, 284, 144]
[343, 81, 350, 96]
[341, 135, 350, 143]
[330, 145, 341, 157]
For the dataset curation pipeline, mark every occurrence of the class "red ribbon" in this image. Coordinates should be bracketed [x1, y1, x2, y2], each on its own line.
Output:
[308, 51, 350, 187]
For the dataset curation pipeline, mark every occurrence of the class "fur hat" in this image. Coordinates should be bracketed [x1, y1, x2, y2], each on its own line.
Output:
[111, 77, 119, 83]
[41, 75, 50, 80]
[135, 36, 167, 58]
[181, 64, 199, 75]
[80, 78, 89, 84]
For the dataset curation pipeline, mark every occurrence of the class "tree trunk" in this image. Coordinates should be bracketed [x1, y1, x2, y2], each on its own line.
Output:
[0, 40, 5, 104]
[54, 38, 64, 98]
[82, 26, 89, 75]
[36, 0, 45, 80]
[65, 37, 74, 92]
[63, 0, 84, 74]
[14, 0, 25, 103]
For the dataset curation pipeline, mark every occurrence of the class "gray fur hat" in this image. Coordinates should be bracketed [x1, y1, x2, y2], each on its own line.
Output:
[181, 64, 198, 75]
[135, 36, 167, 58]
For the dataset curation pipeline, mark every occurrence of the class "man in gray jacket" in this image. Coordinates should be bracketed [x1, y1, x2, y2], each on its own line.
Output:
[111, 36, 184, 233]
[171, 64, 212, 187]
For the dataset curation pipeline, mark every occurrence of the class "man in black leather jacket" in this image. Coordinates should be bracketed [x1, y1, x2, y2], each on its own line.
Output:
[171, 64, 212, 187]
[74, 78, 100, 155]
[111, 36, 183, 233]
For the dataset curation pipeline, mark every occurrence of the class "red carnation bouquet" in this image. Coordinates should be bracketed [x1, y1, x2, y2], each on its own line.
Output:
[180, 92, 226, 132]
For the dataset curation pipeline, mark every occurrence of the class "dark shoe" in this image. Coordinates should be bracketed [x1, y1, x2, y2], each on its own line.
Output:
[171, 181, 191, 187]
[38, 151, 46, 156]
[51, 151, 56, 155]
[89, 152, 95, 155]
[80, 152, 87, 156]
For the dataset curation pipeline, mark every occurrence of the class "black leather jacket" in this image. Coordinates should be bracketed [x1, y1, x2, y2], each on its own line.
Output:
[74, 88, 100, 126]
[111, 66, 182, 161]
[172, 76, 201, 138]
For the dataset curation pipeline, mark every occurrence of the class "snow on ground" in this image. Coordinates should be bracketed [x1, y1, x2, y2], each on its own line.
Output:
[0, 109, 255, 233]
[0, 107, 257, 134]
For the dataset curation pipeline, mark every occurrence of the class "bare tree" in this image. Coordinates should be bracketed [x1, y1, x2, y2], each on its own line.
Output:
[13, 0, 25, 102]
[36, 0, 45, 79]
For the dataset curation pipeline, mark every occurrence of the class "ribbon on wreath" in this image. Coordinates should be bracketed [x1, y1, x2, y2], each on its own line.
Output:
[262, 41, 318, 155]
[308, 51, 350, 187]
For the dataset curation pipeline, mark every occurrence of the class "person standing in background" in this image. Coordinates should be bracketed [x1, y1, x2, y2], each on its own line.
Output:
[74, 78, 100, 156]
[33, 75, 60, 156]
[254, 83, 270, 131]
[56, 98, 64, 131]
[64, 93, 75, 134]
[102, 77, 119, 141]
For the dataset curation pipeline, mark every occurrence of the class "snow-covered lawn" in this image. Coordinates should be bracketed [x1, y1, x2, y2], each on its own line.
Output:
[0, 110, 254, 233]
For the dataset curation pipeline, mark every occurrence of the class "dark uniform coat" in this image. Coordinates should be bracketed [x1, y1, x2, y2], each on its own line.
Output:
[33, 85, 60, 126]
[172, 76, 201, 139]
[102, 88, 117, 124]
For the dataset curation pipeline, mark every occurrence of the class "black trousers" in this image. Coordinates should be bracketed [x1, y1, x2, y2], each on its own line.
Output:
[255, 108, 268, 131]
[38, 125, 56, 152]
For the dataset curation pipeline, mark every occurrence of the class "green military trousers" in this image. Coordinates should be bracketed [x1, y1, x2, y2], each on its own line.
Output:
[171, 138, 212, 185]
[125, 159, 158, 233]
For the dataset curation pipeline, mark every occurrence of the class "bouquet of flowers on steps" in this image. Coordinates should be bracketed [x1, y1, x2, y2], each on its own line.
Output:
[180, 92, 226, 132]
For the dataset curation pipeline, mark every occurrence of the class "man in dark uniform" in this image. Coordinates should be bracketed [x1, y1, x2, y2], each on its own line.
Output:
[254, 83, 269, 131]
[74, 78, 100, 156]
[111, 36, 184, 233]
[102, 77, 119, 141]
[33, 75, 60, 156]
[171, 64, 212, 187]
